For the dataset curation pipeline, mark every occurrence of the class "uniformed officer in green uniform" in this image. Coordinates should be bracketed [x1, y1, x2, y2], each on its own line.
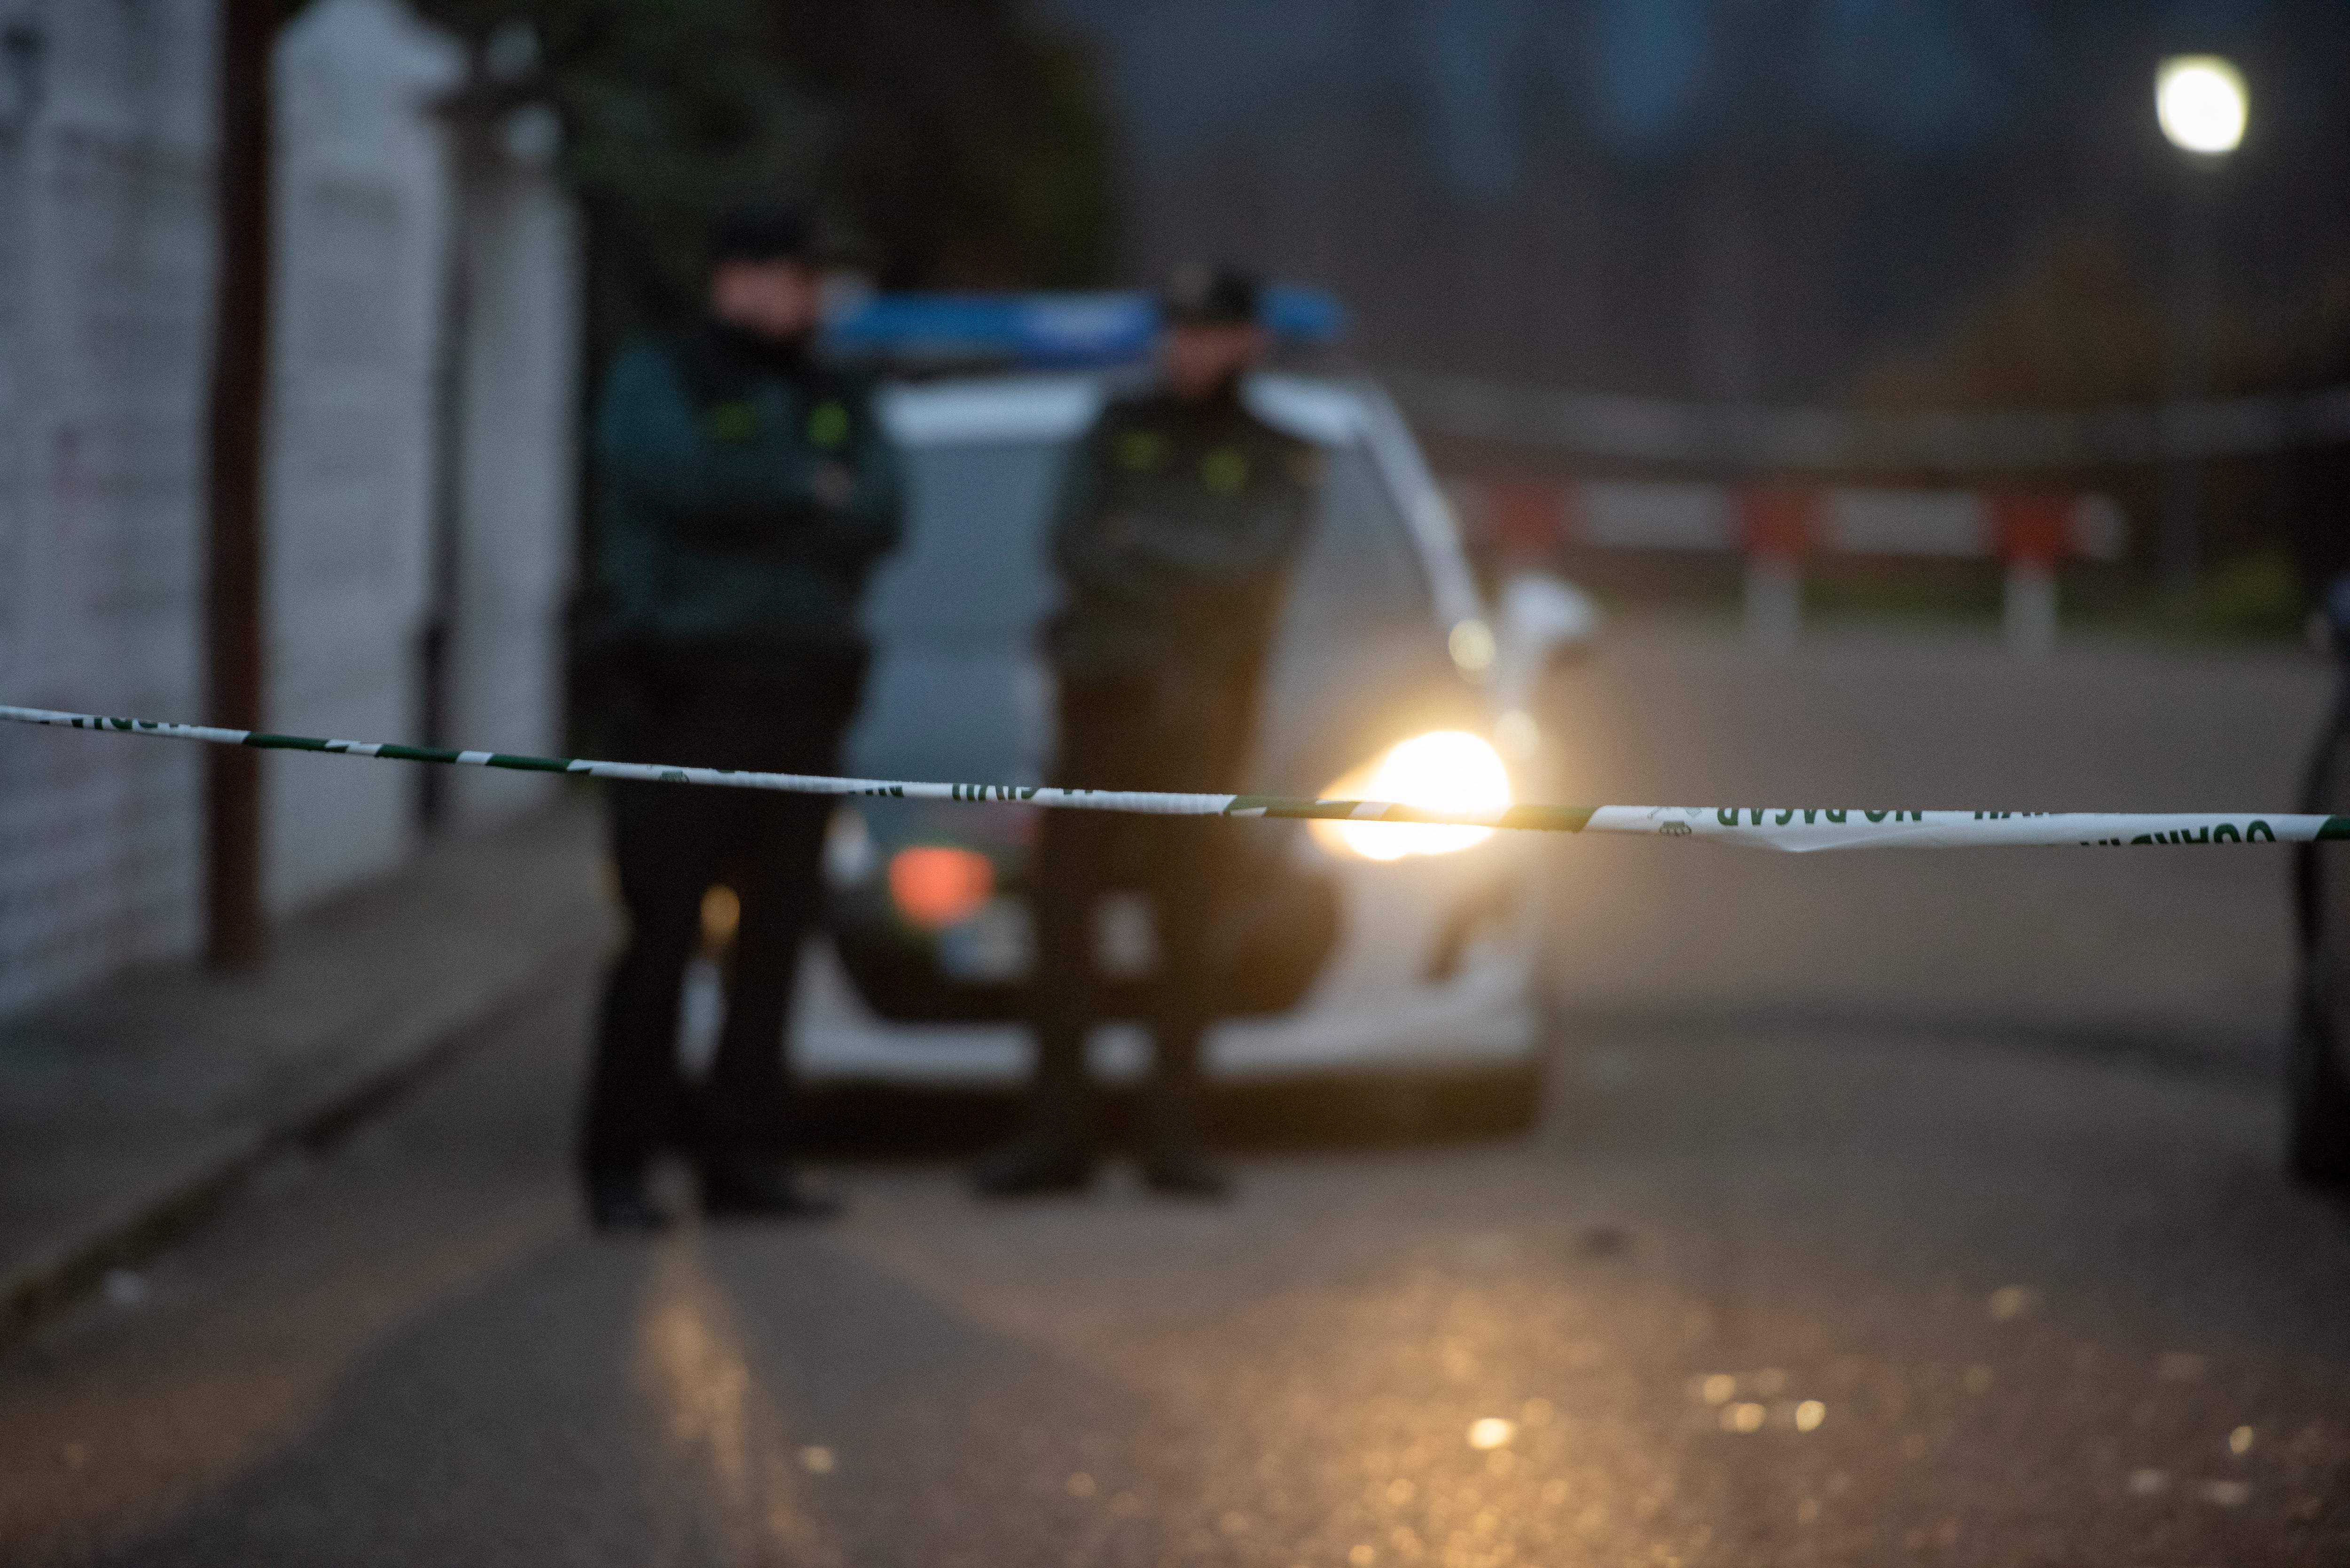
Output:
[975, 264, 1321, 1200]
[581, 199, 903, 1231]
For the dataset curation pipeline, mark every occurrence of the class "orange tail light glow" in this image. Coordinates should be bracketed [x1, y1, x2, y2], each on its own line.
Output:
[887, 845, 995, 929]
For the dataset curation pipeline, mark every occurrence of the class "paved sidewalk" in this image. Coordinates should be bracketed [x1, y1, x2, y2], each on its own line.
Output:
[0, 798, 615, 1338]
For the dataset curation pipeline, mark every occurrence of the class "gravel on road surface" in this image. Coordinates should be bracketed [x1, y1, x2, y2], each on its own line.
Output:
[0, 973, 2343, 1567]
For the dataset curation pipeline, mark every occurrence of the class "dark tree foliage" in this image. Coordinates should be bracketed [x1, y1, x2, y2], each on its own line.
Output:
[1849, 230, 2350, 413]
[420, 0, 817, 367]
[771, 0, 1121, 290]
[419, 0, 1120, 367]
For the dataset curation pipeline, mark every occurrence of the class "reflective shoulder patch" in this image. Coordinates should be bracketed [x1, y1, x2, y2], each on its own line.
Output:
[1201, 447, 1250, 494]
[807, 399, 852, 449]
[1114, 428, 1167, 471]
[705, 401, 760, 443]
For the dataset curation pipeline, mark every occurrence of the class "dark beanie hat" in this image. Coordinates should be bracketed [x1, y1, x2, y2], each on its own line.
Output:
[1160, 261, 1260, 326]
[710, 198, 817, 265]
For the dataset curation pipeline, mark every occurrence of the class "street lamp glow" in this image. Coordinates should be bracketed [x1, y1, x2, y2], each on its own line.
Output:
[2156, 55, 2247, 156]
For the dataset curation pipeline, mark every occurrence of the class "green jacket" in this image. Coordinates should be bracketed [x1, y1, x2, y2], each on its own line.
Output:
[1048, 383, 1321, 684]
[593, 324, 905, 673]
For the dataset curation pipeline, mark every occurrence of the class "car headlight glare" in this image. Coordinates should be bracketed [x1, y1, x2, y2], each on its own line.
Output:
[1309, 730, 1512, 862]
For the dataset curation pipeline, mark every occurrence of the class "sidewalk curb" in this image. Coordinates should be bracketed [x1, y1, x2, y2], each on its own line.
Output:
[0, 939, 598, 1347]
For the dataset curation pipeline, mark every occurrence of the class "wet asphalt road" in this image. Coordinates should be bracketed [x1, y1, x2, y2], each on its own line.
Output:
[5, 622, 2350, 1566]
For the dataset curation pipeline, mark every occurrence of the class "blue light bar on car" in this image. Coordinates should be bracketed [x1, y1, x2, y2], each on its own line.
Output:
[822, 286, 1345, 368]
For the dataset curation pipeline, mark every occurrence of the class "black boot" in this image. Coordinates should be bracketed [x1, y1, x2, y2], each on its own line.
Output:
[585, 1170, 673, 1234]
[972, 1081, 1097, 1197]
[696, 1148, 842, 1220]
[1139, 1084, 1230, 1200]
[972, 1131, 1097, 1197]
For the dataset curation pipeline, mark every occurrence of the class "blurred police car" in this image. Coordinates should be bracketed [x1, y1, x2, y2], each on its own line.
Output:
[693, 292, 1599, 1117]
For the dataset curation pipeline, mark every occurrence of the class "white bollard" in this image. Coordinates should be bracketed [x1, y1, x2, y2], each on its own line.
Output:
[1744, 554, 1802, 647]
[2003, 558, 2059, 659]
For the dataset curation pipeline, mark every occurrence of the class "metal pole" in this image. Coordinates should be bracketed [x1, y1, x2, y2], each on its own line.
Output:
[2161, 162, 2217, 601]
[419, 126, 473, 833]
[203, 0, 274, 970]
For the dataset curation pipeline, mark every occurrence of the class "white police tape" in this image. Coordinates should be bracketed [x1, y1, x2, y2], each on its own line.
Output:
[4, 704, 2340, 852]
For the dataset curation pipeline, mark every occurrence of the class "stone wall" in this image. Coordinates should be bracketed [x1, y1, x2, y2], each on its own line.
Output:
[438, 108, 579, 832]
[0, 0, 580, 1013]
[263, 0, 463, 914]
[0, 0, 219, 1014]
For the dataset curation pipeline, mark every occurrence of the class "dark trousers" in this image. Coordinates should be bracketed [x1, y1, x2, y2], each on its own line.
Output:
[580, 657, 864, 1180]
[1029, 673, 1253, 1145]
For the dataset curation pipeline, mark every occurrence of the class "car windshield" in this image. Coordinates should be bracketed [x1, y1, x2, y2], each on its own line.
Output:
[851, 389, 1452, 793]
[863, 438, 1064, 646]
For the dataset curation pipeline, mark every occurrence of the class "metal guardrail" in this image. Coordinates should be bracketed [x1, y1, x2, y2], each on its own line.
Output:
[1447, 477, 2125, 656]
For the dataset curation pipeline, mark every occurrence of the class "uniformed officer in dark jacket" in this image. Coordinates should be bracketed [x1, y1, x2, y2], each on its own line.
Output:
[974, 264, 1320, 1200]
[581, 200, 904, 1231]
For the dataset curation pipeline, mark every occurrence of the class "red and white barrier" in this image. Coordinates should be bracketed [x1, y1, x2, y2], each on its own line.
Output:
[1448, 479, 2125, 655]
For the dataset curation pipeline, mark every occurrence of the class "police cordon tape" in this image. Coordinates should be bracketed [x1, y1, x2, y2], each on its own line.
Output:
[5, 703, 2344, 853]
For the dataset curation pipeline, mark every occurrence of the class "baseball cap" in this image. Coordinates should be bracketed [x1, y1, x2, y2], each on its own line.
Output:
[710, 198, 817, 266]
[1160, 262, 1260, 326]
